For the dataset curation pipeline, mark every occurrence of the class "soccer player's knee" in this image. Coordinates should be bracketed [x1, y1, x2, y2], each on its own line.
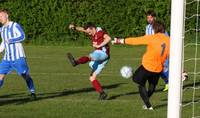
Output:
[89, 76, 95, 82]
[89, 72, 97, 81]
[89, 54, 97, 61]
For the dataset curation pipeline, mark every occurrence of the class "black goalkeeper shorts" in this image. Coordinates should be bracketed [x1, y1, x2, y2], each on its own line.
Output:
[132, 65, 160, 86]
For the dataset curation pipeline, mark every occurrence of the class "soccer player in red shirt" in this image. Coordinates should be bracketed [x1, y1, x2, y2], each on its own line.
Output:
[68, 23, 111, 100]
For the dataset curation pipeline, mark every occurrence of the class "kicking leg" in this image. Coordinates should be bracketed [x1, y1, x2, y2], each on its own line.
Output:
[67, 53, 91, 66]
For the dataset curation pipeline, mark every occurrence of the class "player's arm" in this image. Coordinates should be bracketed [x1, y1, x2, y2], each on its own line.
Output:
[124, 35, 150, 45]
[93, 34, 111, 48]
[69, 24, 88, 34]
[9, 23, 25, 44]
[112, 35, 151, 45]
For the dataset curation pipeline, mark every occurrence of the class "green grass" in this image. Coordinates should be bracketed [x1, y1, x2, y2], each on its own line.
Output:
[0, 45, 199, 118]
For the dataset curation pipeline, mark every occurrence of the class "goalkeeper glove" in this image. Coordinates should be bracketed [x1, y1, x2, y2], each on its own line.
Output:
[111, 38, 125, 45]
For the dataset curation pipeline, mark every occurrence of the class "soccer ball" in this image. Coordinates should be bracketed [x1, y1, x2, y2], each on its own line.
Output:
[120, 66, 133, 79]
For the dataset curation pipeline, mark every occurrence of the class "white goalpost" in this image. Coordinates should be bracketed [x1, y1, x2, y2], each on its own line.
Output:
[167, 0, 185, 118]
[168, 0, 200, 117]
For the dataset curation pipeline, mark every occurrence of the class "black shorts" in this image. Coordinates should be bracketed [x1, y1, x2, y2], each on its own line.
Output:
[132, 65, 160, 86]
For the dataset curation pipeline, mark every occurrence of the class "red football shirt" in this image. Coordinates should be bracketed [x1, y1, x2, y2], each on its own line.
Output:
[91, 30, 110, 57]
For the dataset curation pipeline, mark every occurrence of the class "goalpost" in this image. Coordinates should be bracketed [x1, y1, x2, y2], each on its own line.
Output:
[168, 0, 200, 117]
[167, 0, 185, 118]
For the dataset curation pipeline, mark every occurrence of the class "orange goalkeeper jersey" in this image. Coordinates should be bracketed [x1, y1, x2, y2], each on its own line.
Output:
[125, 33, 170, 73]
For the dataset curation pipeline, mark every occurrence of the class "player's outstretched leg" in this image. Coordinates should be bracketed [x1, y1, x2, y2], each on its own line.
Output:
[67, 53, 91, 67]
[22, 74, 36, 100]
[67, 53, 77, 66]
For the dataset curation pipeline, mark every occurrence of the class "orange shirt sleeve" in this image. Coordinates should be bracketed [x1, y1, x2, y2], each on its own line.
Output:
[124, 35, 152, 45]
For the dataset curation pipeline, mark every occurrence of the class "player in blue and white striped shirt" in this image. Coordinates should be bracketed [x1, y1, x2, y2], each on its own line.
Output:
[145, 10, 169, 91]
[146, 10, 169, 36]
[0, 9, 36, 99]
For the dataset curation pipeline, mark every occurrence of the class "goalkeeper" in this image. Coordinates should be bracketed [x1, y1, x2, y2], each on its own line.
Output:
[112, 21, 170, 110]
[145, 10, 169, 91]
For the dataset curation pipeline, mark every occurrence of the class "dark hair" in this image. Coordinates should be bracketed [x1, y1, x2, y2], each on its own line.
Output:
[152, 20, 165, 33]
[146, 10, 156, 17]
[83, 22, 96, 30]
[0, 8, 9, 15]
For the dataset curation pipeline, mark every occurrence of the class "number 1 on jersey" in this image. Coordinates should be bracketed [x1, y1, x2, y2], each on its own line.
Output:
[161, 43, 166, 56]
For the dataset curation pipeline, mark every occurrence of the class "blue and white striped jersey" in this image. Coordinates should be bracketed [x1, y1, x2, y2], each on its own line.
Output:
[145, 24, 169, 36]
[0, 21, 26, 61]
[146, 24, 154, 35]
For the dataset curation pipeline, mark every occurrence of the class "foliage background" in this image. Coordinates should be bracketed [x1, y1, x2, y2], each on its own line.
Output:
[0, 0, 198, 45]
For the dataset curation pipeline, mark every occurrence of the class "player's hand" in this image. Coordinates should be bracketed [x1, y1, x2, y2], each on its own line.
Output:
[69, 24, 76, 30]
[111, 38, 124, 45]
[92, 42, 100, 48]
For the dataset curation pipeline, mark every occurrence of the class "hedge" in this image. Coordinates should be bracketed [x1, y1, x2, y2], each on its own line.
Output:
[0, 0, 197, 45]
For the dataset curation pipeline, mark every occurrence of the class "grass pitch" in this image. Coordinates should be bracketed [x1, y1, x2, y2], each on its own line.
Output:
[0, 45, 199, 118]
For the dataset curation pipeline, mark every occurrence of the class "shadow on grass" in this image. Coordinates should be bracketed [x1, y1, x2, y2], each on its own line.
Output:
[183, 81, 200, 89]
[0, 82, 126, 106]
[154, 103, 168, 109]
[155, 81, 200, 109]
[0, 93, 26, 98]
[107, 87, 163, 100]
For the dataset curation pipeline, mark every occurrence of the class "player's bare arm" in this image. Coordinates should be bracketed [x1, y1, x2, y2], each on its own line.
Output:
[69, 24, 88, 34]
